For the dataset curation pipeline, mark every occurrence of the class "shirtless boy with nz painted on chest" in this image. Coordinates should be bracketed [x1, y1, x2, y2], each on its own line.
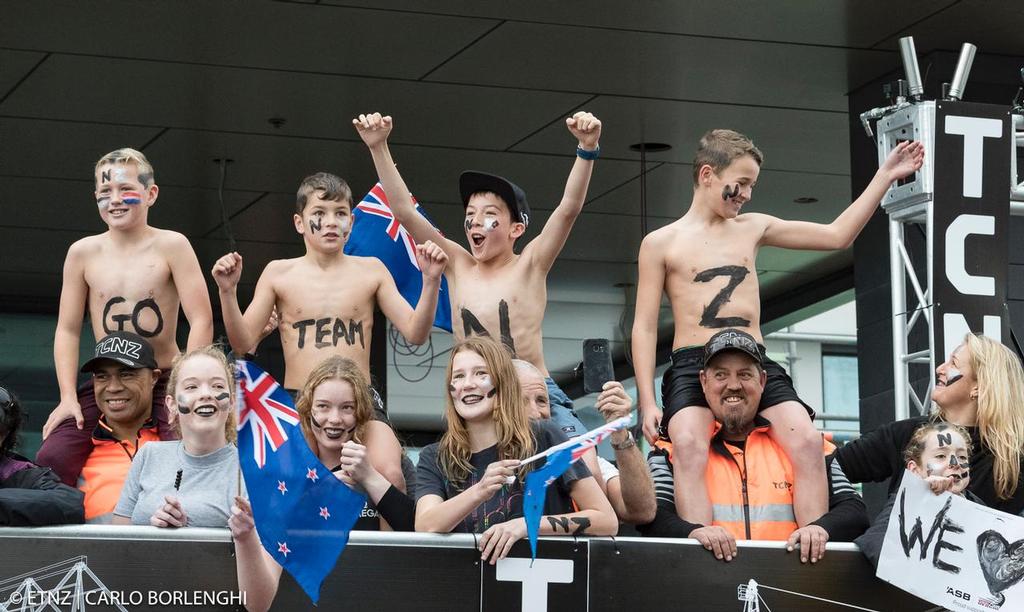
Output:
[353, 111, 602, 438]
[632, 130, 923, 528]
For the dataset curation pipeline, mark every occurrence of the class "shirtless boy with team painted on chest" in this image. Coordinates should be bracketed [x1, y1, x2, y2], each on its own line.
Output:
[212, 172, 448, 392]
[39, 148, 213, 485]
[353, 111, 602, 440]
[632, 129, 924, 528]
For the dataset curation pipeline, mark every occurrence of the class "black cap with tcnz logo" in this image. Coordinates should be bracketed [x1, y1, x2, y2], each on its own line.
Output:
[81, 331, 158, 372]
[703, 328, 763, 368]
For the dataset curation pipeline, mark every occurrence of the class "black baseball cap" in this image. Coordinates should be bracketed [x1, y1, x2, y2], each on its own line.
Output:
[459, 171, 531, 228]
[703, 329, 763, 368]
[81, 331, 158, 373]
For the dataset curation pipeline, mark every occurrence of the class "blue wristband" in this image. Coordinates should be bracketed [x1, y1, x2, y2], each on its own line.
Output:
[576, 144, 600, 160]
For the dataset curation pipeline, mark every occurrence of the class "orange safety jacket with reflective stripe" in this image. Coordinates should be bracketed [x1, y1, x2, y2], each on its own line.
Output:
[656, 417, 835, 541]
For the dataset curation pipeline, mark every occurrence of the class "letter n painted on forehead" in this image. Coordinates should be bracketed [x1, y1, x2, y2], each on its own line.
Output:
[937, 433, 952, 447]
[101, 169, 111, 183]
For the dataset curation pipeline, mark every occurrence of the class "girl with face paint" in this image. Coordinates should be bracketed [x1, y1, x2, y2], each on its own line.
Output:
[415, 336, 617, 565]
[112, 346, 239, 529]
[291, 355, 408, 533]
[855, 422, 978, 569]
[903, 423, 973, 496]
[836, 333, 1024, 518]
[230, 356, 413, 612]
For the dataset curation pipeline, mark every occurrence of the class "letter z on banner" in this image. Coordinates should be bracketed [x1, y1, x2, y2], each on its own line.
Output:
[933, 102, 1011, 360]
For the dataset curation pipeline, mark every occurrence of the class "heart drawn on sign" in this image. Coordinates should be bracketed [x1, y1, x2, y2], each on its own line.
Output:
[976, 530, 1024, 604]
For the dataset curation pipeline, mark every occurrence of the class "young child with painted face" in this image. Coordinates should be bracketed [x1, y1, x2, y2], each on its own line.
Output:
[631, 130, 924, 529]
[112, 346, 239, 528]
[855, 422, 974, 569]
[414, 336, 617, 565]
[229, 356, 413, 612]
[38, 148, 214, 486]
[212, 172, 447, 396]
[353, 112, 601, 440]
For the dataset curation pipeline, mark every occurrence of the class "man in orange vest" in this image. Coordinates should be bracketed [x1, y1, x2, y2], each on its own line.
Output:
[638, 328, 867, 564]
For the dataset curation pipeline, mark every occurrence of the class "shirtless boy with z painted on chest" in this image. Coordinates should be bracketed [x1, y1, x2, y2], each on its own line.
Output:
[632, 129, 924, 528]
[38, 148, 214, 486]
[352, 111, 602, 439]
[212, 172, 447, 393]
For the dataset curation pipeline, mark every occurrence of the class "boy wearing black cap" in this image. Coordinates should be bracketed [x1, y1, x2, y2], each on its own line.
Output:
[353, 110, 601, 441]
[631, 129, 924, 530]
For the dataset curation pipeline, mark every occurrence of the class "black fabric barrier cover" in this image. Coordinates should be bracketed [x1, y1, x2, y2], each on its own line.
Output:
[0, 527, 931, 611]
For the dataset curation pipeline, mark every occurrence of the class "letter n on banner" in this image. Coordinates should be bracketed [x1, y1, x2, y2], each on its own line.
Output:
[933, 102, 1011, 360]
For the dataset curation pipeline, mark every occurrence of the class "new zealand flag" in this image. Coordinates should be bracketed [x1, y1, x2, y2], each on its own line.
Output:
[345, 183, 453, 332]
[237, 360, 366, 603]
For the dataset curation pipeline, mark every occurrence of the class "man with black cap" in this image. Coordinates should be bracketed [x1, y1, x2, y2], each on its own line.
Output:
[638, 329, 868, 564]
[40, 332, 175, 523]
[353, 110, 601, 443]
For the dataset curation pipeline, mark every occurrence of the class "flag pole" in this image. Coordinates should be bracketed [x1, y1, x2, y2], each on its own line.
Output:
[518, 416, 631, 468]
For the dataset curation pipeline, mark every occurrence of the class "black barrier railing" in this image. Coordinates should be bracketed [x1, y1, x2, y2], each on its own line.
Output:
[0, 527, 930, 611]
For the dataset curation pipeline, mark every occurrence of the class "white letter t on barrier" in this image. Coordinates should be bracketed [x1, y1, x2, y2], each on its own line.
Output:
[495, 558, 574, 611]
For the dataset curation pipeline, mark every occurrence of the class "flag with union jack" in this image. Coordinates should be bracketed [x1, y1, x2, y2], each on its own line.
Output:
[236, 360, 366, 603]
[344, 182, 453, 332]
[522, 416, 631, 559]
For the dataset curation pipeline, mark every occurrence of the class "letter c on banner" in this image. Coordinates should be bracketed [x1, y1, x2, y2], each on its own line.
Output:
[945, 214, 995, 296]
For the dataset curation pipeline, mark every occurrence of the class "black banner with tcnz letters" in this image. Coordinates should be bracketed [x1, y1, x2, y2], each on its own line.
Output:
[933, 102, 1012, 361]
[0, 527, 931, 611]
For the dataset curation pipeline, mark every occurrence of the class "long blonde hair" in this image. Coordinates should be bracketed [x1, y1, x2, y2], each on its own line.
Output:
[166, 345, 237, 443]
[939, 334, 1024, 499]
[438, 337, 535, 485]
[295, 356, 374, 447]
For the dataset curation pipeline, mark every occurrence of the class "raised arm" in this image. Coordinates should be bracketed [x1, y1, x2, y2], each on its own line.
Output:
[230, 497, 283, 612]
[596, 382, 657, 524]
[374, 244, 447, 345]
[211, 254, 277, 356]
[525, 112, 602, 272]
[354, 112, 470, 265]
[632, 231, 667, 444]
[46, 241, 90, 435]
[167, 232, 214, 351]
[760, 140, 924, 250]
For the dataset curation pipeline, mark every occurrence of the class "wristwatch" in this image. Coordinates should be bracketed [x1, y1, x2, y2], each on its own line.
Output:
[611, 432, 636, 451]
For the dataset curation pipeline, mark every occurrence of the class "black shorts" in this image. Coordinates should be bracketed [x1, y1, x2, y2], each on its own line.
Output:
[660, 345, 814, 437]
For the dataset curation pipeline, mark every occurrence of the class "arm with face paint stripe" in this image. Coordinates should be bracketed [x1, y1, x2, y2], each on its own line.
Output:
[524, 112, 601, 273]
[354, 112, 473, 268]
[166, 232, 213, 351]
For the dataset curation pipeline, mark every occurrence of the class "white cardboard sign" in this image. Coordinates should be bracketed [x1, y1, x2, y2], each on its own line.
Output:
[878, 470, 1024, 610]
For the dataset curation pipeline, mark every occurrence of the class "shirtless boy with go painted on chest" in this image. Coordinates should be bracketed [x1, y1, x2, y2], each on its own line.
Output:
[353, 111, 602, 438]
[39, 148, 214, 485]
[632, 130, 923, 527]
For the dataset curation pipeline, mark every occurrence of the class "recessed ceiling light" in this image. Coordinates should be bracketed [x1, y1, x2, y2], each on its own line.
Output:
[793, 197, 818, 204]
[629, 142, 672, 152]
